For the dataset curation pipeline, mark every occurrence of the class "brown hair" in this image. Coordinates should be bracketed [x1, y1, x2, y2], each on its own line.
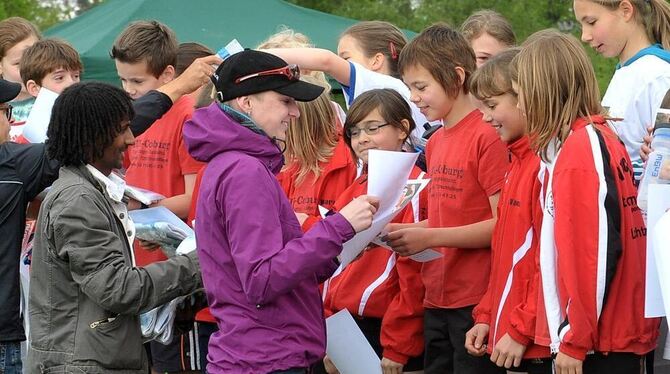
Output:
[0, 17, 41, 59]
[20, 38, 82, 86]
[110, 20, 178, 77]
[398, 23, 476, 97]
[341, 21, 408, 78]
[512, 29, 604, 161]
[470, 47, 521, 100]
[176, 42, 213, 76]
[343, 88, 416, 161]
[584, 0, 670, 50]
[284, 75, 339, 184]
[460, 10, 516, 47]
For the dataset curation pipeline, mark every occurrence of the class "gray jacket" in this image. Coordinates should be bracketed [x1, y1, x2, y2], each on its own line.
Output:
[26, 165, 201, 373]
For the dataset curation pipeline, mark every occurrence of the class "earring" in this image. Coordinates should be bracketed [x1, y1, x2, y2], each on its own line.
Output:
[246, 111, 252, 117]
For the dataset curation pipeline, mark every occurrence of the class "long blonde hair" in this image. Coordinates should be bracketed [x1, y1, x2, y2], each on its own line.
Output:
[284, 75, 339, 184]
[512, 29, 604, 161]
[585, 0, 670, 50]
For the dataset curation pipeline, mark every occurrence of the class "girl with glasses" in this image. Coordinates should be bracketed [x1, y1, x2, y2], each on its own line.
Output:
[321, 88, 426, 374]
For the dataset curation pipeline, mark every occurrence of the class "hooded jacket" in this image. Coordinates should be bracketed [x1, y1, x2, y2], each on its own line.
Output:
[183, 103, 355, 374]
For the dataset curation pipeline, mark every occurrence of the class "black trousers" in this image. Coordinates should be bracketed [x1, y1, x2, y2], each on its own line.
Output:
[582, 352, 645, 374]
[423, 306, 505, 374]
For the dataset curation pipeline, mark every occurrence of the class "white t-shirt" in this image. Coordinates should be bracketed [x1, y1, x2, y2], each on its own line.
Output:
[602, 49, 670, 181]
[341, 61, 431, 145]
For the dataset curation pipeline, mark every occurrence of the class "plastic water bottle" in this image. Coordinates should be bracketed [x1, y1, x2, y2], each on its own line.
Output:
[638, 127, 670, 216]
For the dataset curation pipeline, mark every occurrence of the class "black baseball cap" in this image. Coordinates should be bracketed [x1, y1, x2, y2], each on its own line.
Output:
[0, 79, 20, 103]
[214, 50, 324, 102]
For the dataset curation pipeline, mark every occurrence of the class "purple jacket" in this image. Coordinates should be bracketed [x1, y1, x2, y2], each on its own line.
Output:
[184, 103, 355, 374]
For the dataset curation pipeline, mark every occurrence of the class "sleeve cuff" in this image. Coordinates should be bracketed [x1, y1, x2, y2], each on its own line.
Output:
[507, 326, 532, 347]
[382, 348, 409, 365]
[559, 343, 587, 361]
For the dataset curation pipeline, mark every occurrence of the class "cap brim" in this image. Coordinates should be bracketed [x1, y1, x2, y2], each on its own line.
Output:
[274, 80, 325, 102]
[0, 79, 21, 103]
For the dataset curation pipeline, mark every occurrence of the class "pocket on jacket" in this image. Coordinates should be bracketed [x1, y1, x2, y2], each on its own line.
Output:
[75, 315, 144, 370]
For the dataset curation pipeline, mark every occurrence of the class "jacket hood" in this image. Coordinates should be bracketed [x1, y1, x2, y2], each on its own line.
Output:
[184, 103, 284, 174]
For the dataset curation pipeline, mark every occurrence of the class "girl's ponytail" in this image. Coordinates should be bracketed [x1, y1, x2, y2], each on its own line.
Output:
[648, 0, 670, 49]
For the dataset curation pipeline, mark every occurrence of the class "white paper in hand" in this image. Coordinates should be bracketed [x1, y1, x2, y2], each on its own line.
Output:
[652, 208, 670, 323]
[645, 184, 670, 317]
[326, 309, 382, 374]
[22, 87, 59, 143]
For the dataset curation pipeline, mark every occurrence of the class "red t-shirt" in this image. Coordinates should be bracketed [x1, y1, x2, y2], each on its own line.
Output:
[125, 96, 203, 266]
[422, 109, 509, 309]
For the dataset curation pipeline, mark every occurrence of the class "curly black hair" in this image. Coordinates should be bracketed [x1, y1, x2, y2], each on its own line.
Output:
[46, 82, 134, 166]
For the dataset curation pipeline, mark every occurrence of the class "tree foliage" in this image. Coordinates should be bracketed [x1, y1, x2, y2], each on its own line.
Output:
[288, 0, 616, 92]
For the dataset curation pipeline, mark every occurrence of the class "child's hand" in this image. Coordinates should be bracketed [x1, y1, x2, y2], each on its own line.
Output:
[490, 333, 526, 368]
[385, 227, 428, 256]
[554, 352, 583, 374]
[381, 357, 403, 374]
[640, 125, 653, 162]
[323, 355, 340, 374]
[465, 323, 489, 356]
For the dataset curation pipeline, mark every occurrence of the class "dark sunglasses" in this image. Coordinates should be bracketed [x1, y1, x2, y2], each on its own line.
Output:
[235, 64, 300, 84]
[0, 103, 13, 121]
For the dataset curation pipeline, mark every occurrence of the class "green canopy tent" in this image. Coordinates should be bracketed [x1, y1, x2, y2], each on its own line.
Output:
[44, 0, 408, 85]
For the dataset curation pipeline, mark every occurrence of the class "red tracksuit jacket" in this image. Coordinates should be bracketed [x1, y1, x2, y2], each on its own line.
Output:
[539, 116, 659, 360]
[473, 135, 550, 359]
[323, 167, 426, 364]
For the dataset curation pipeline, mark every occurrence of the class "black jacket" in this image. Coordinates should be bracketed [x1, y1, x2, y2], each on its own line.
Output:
[0, 142, 58, 341]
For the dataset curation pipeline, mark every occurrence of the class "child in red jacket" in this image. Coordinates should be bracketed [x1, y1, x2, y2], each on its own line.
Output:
[515, 30, 659, 374]
[323, 88, 426, 373]
[464, 48, 552, 374]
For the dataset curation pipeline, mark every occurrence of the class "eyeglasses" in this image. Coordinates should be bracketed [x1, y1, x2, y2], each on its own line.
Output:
[235, 64, 300, 84]
[346, 123, 391, 138]
[0, 103, 12, 121]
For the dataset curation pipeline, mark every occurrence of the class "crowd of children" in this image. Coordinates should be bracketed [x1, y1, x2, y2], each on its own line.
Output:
[2, 0, 670, 373]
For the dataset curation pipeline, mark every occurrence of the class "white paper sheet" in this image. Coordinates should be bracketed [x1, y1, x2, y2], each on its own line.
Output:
[654, 212, 670, 330]
[409, 249, 443, 262]
[367, 150, 419, 215]
[339, 151, 419, 268]
[22, 87, 59, 143]
[326, 309, 382, 374]
[645, 184, 670, 317]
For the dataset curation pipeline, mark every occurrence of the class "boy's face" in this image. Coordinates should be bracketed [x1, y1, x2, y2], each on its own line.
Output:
[28, 68, 81, 96]
[481, 92, 526, 143]
[115, 60, 173, 100]
[0, 36, 38, 99]
[403, 63, 452, 123]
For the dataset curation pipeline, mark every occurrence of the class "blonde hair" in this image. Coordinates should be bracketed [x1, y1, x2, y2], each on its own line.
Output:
[257, 27, 329, 87]
[284, 75, 339, 185]
[461, 10, 517, 47]
[585, 0, 670, 49]
[512, 29, 604, 161]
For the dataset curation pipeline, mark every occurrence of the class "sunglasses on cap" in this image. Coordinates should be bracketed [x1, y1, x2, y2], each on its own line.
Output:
[0, 103, 12, 121]
[235, 64, 300, 84]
